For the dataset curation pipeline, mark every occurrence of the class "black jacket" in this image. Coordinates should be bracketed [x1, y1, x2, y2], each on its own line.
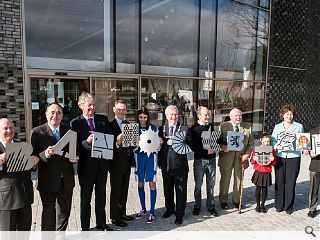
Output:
[190, 123, 216, 160]
[310, 126, 320, 173]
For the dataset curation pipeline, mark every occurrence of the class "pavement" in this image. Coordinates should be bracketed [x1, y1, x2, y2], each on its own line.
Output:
[30, 155, 319, 232]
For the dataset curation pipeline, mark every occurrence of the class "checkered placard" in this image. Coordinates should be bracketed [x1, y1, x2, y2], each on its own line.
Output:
[122, 123, 139, 147]
[201, 126, 221, 151]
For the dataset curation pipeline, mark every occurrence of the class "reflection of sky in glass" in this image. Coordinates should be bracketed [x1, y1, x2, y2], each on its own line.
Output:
[141, 0, 198, 69]
[25, 0, 104, 61]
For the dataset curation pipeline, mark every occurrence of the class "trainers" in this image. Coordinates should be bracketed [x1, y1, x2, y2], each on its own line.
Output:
[135, 209, 147, 219]
[147, 214, 155, 224]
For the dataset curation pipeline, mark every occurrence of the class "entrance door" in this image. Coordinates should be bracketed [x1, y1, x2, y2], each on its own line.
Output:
[30, 77, 90, 127]
[92, 76, 139, 122]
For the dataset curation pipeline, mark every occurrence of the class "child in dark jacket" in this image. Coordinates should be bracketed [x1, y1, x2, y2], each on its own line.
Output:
[251, 133, 277, 213]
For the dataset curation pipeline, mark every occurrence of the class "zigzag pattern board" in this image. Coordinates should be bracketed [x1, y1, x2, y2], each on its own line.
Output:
[311, 134, 320, 155]
[172, 131, 193, 155]
[122, 123, 139, 147]
[276, 131, 296, 151]
[6, 142, 34, 172]
[227, 131, 244, 151]
[201, 126, 221, 151]
[255, 145, 273, 166]
[54, 130, 77, 159]
[92, 132, 114, 160]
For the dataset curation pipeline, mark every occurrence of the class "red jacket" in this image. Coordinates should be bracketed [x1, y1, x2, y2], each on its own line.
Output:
[250, 147, 277, 173]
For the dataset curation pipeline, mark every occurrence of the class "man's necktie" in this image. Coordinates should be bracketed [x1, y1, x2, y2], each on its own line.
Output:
[235, 125, 239, 132]
[53, 129, 60, 141]
[169, 126, 174, 137]
[87, 118, 95, 131]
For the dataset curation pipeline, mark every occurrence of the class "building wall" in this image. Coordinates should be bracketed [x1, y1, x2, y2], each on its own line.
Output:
[0, 0, 26, 140]
[265, 0, 320, 133]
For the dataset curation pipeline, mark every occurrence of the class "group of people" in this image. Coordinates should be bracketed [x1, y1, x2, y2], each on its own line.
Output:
[0, 94, 318, 231]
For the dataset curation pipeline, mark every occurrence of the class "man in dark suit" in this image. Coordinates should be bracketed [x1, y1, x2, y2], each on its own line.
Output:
[0, 118, 38, 231]
[109, 100, 134, 227]
[308, 126, 320, 218]
[158, 105, 190, 225]
[70, 92, 112, 231]
[31, 103, 77, 231]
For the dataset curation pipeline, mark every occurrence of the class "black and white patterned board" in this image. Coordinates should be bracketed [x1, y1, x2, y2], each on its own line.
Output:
[255, 145, 273, 166]
[6, 142, 34, 172]
[276, 131, 296, 151]
[172, 131, 193, 155]
[201, 126, 221, 151]
[312, 134, 320, 155]
[92, 132, 114, 160]
[122, 123, 139, 147]
[54, 130, 77, 159]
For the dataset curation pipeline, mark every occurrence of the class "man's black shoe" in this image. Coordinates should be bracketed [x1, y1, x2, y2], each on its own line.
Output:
[105, 225, 114, 231]
[192, 207, 200, 216]
[208, 208, 219, 217]
[111, 219, 127, 227]
[175, 218, 183, 225]
[162, 211, 174, 218]
[81, 228, 89, 231]
[286, 209, 292, 215]
[276, 208, 283, 212]
[261, 206, 267, 213]
[307, 211, 316, 218]
[220, 202, 229, 209]
[233, 202, 240, 209]
[255, 206, 261, 213]
[122, 215, 134, 221]
[94, 225, 105, 231]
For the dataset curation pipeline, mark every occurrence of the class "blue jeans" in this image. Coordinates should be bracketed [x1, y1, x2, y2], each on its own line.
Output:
[193, 158, 216, 210]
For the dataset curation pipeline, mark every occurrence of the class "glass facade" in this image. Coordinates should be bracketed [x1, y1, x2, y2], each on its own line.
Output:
[24, 0, 270, 137]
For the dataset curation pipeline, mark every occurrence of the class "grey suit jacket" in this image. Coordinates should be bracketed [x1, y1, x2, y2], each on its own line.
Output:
[0, 142, 28, 210]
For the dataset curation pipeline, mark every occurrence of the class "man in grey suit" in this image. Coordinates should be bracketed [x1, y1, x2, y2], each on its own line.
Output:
[0, 118, 39, 231]
[31, 103, 78, 231]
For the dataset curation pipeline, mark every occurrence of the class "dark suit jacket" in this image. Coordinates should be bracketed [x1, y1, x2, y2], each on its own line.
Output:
[70, 114, 111, 176]
[158, 122, 189, 176]
[31, 123, 75, 192]
[0, 141, 33, 210]
[310, 126, 320, 173]
[109, 119, 134, 174]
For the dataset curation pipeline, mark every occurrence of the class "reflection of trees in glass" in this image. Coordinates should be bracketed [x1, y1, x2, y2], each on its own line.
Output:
[216, 1, 268, 76]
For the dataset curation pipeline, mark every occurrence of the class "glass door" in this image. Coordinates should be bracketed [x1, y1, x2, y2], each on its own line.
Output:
[92, 77, 139, 122]
[30, 77, 89, 127]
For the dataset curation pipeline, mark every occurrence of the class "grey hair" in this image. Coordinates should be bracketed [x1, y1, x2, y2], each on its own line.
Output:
[165, 105, 178, 118]
[196, 106, 207, 115]
[78, 92, 95, 107]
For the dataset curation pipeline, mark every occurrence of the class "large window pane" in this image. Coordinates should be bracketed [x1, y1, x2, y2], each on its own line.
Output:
[30, 78, 89, 127]
[216, 1, 257, 80]
[92, 77, 138, 122]
[141, 0, 199, 76]
[25, 0, 111, 71]
[141, 77, 196, 127]
[116, 0, 138, 73]
[199, 0, 216, 78]
[255, 10, 269, 80]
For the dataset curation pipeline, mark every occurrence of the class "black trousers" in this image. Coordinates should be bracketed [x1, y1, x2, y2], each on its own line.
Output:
[309, 171, 320, 212]
[0, 203, 32, 231]
[161, 170, 188, 219]
[39, 180, 73, 231]
[274, 156, 301, 211]
[110, 168, 131, 221]
[78, 170, 108, 230]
